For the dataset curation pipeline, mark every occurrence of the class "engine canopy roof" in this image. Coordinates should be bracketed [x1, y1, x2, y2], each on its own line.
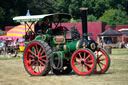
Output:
[13, 13, 72, 23]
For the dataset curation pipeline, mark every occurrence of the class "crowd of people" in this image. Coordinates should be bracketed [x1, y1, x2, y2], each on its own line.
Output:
[97, 36, 128, 48]
[0, 38, 20, 58]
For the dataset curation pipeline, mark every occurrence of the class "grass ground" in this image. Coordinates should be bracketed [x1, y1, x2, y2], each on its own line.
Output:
[0, 48, 128, 85]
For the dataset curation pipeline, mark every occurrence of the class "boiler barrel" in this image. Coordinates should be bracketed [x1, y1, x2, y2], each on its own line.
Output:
[63, 40, 81, 53]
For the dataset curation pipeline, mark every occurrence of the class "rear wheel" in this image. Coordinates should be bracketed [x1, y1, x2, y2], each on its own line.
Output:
[94, 48, 110, 74]
[71, 48, 96, 76]
[23, 40, 52, 76]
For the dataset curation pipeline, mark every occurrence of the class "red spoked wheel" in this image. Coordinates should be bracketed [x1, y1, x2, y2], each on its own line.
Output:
[23, 40, 52, 76]
[94, 48, 110, 74]
[71, 48, 96, 76]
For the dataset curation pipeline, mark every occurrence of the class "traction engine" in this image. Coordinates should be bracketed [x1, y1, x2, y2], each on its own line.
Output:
[22, 8, 110, 76]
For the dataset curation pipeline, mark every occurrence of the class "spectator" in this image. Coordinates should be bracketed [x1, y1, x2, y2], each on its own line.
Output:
[14, 38, 19, 57]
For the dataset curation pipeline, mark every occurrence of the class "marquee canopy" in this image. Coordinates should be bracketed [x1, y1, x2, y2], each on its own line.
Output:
[98, 28, 122, 37]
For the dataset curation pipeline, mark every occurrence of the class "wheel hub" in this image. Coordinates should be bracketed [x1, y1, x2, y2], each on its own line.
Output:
[34, 57, 38, 61]
[81, 61, 85, 64]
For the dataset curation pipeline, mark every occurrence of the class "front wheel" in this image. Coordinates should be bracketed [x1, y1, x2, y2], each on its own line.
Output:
[94, 48, 110, 74]
[71, 48, 96, 76]
[23, 40, 52, 76]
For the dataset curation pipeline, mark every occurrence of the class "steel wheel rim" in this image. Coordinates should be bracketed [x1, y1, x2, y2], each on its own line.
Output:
[71, 49, 96, 75]
[24, 42, 47, 75]
[94, 48, 109, 74]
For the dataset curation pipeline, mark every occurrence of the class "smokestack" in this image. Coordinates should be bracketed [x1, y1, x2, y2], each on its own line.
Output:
[80, 7, 88, 40]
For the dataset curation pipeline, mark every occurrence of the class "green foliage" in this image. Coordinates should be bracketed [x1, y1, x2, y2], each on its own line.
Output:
[0, 0, 128, 29]
[87, 15, 97, 22]
[98, 9, 128, 25]
[53, 0, 71, 13]
[70, 15, 97, 22]
[0, 7, 5, 21]
[27, 0, 54, 14]
[69, 0, 83, 18]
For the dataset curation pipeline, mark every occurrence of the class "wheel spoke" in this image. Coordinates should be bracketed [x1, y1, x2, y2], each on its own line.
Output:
[29, 59, 35, 63]
[28, 49, 36, 56]
[38, 60, 45, 66]
[31, 61, 36, 66]
[76, 64, 82, 70]
[35, 45, 39, 54]
[40, 63, 42, 72]
[75, 56, 81, 61]
[86, 60, 93, 64]
[40, 55, 46, 59]
[78, 53, 82, 59]
[99, 58, 106, 61]
[81, 65, 84, 72]
[27, 59, 35, 64]
[98, 63, 102, 71]
[42, 59, 47, 63]
[84, 52, 86, 59]
[99, 62, 106, 66]
[98, 53, 103, 59]
[33, 62, 38, 70]
[86, 65, 89, 71]
[85, 63, 91, 71]
[29, 55, 35, 58]
[37, 62, 40, 72]
[85, 55, 90, 60]
[40, 49, 45, 56]
[38, 47, 42, 55]
[97, 51, 99, 57]
[74, 62, 81, 65]
[33, 46, 37, 55]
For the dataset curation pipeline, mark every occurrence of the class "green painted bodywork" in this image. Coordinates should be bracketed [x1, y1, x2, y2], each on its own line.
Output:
[24, 34, 80, 59]
[64, 40, 79, 53]
[55, 40, 80, 53]
[35, 34, 51, 41]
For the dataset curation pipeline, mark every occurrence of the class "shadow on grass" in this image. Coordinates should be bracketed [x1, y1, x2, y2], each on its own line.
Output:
[29, 71, 112, 77]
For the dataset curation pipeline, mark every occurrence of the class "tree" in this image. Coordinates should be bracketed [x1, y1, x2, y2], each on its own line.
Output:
[69, 0, 83, 19]
[109, 0, 128, 14]
[27, 0, 55, 14]
[53, 0, 71, 13]
[68, 0, 112, 19]
[98, 9, 128, 25]
[82, 0, 112, 18]
[0, 7, 5, 21]
[0, 7, 5, 30]
[87, 15, 97, 22]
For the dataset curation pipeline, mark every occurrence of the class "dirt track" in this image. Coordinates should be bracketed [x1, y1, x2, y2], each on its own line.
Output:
[0, 55, 128, 85]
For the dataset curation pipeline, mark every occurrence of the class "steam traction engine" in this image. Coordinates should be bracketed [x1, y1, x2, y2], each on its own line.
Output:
[13, 8, 110, 76]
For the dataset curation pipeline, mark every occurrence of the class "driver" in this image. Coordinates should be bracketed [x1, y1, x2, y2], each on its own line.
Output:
[34, 19, 50, 35]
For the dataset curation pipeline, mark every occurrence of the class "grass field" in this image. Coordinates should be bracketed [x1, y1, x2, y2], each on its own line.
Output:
[0, 48, 128, 85]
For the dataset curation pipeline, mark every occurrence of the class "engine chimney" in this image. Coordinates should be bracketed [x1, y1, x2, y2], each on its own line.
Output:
[80, 7, 88, 40]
